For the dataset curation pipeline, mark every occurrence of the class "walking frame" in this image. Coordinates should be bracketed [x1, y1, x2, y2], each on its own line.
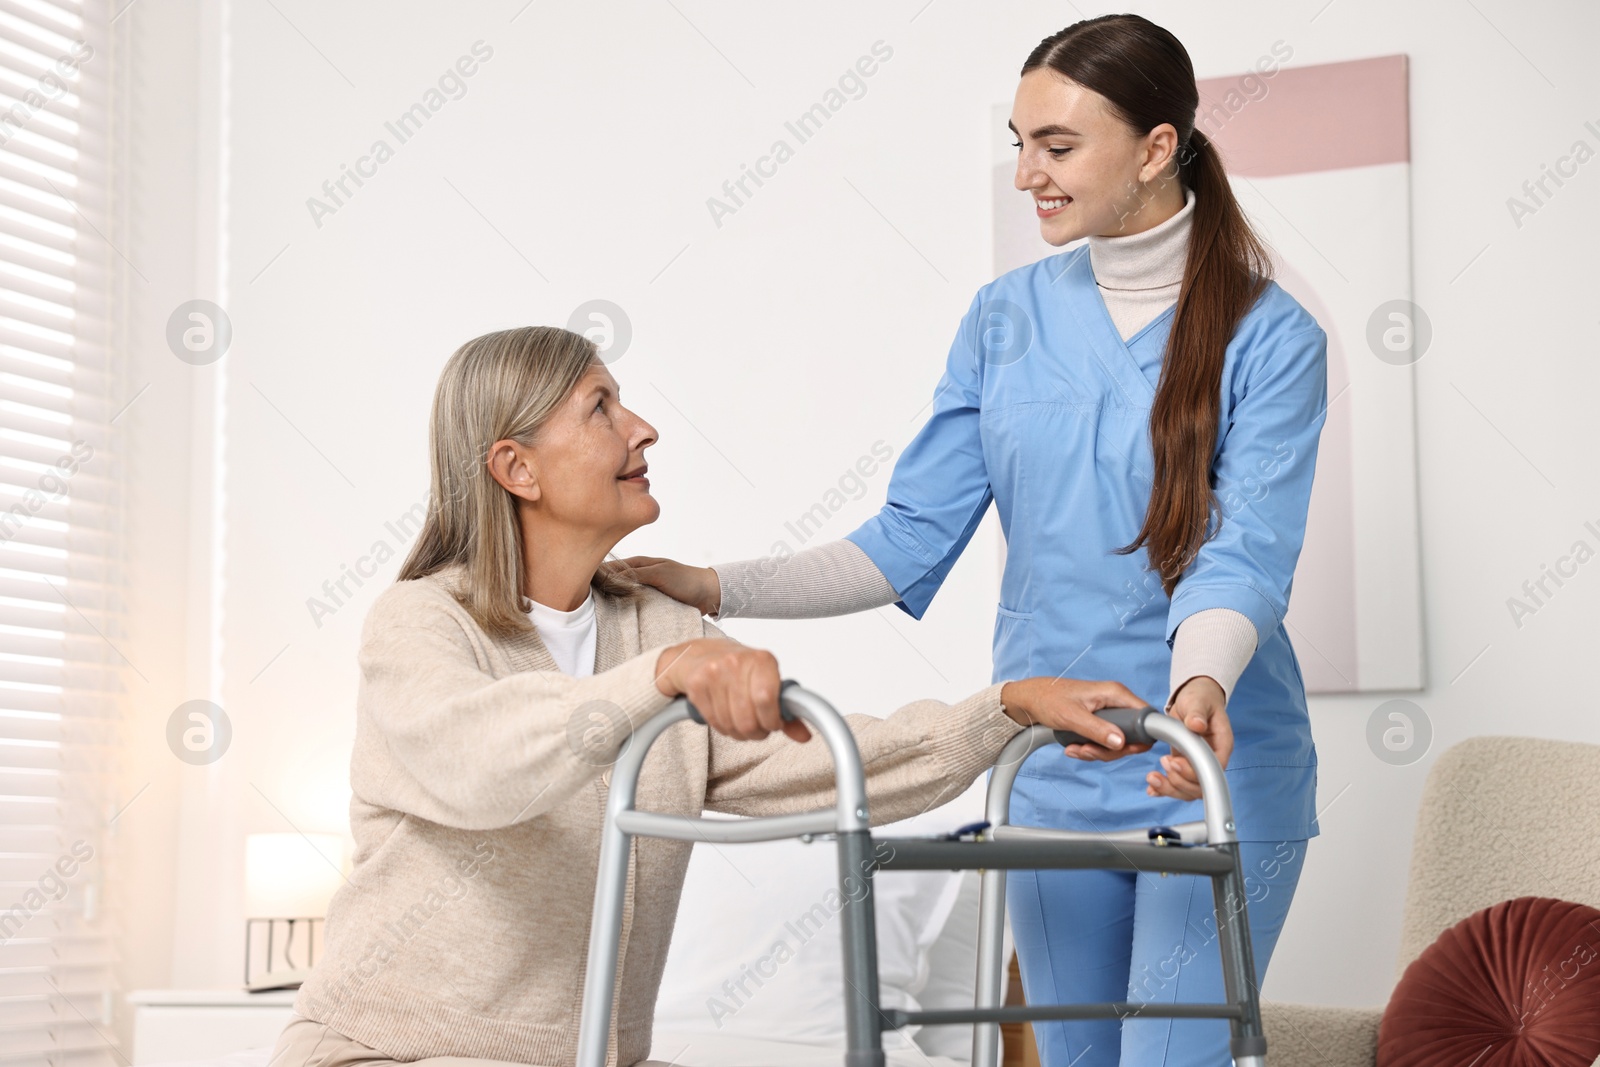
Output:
[576, 681, 1268, 1067]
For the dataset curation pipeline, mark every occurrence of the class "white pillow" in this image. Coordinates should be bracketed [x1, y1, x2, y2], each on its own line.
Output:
[654, 792, 986, 1049]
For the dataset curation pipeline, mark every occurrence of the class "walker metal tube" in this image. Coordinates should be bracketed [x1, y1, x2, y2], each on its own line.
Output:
[988, 820, 1209, 846]
[575, 682, 873, 1067]
[876, 838, 1236, 875]
[576, 699, 693, 1067]
[971, 725, 1052, 1067]
[1213, 843, 1267, 1067]
[615, 808, 836, 843]
[578, 690, 1255, 1067]
[837, 828, 886, 1067]
[971, 707, 1244, 1067]
[777, 687, 884, 1067]
[1133, 713, 1237, 847]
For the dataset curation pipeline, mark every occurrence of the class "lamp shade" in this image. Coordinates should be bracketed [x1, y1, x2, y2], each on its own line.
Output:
[245, 832, 345, 918]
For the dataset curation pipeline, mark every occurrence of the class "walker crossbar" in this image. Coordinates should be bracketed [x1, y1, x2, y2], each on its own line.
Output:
[884, 1002, 1246, 1026]
[991, 819, 1211, 845]
[870, 837, 1238, 875]
[575, 682, 1268, 1067]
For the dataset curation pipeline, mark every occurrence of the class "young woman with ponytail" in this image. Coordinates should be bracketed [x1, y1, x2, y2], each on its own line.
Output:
[626, 14, 1327, 1066]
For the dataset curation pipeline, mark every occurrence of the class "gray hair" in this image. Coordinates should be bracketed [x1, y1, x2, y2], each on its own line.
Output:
[397, 325, 644, 637]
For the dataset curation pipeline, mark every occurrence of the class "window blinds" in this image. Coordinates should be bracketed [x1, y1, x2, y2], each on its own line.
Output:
[0, 0, 123, 1062]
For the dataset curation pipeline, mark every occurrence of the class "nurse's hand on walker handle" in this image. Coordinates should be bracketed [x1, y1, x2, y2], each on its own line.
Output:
[654, 637, 1144, 758]
[1056, 675, 1232, 802]
[997, 676, 1154, 758]
[1149, 676, 1233, 802]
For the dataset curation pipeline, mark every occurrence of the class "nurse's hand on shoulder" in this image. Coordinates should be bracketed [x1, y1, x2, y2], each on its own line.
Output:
[653, 637, 812, 744]
[1147, 676, 1234, 802]
[620, 555, 720, 617]
[998, 678, 1156, 758]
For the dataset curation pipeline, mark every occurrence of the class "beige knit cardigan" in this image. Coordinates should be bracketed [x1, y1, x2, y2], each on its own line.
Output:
[290, 561, 1018, 1066]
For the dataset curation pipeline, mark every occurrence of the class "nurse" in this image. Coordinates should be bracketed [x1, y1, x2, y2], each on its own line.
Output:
[626, 13, 1325, 1067]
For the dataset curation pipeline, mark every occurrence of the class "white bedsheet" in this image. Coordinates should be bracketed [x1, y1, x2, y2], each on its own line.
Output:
[648, 1028, 965, 1067]
[142, 1035, 963, 1067]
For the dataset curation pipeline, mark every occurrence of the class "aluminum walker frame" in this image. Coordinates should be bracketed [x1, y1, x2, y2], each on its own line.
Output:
[576, 681, 1267, 1067]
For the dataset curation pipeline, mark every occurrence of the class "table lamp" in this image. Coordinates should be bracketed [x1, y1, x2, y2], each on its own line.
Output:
[243, 832, 345, 992]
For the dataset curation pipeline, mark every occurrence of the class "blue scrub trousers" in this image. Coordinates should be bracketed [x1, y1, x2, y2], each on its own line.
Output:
[1006, 837, 1308, 1067]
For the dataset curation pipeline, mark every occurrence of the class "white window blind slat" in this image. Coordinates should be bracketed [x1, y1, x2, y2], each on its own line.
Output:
[0, 0, 118, 1061]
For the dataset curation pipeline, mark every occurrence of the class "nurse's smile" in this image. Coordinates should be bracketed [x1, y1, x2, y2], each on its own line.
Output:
[1010, 66, 1185, 244]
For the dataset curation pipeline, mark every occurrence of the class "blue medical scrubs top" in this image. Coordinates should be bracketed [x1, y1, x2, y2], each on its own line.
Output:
[845, 246, 1326, 842]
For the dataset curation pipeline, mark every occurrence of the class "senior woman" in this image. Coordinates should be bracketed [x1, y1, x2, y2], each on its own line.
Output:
[267, 325, 1152, 1067]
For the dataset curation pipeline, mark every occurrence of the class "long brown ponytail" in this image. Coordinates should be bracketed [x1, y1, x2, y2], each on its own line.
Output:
[1022, 15, 1272, 597]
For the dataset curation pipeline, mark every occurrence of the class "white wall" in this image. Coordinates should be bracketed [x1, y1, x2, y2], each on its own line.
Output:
[118, 0, 1600, 1024]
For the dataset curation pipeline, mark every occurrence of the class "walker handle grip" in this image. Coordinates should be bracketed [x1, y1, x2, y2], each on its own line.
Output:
[684, 678, 801, 726]
[1053, 705, 1159, 747]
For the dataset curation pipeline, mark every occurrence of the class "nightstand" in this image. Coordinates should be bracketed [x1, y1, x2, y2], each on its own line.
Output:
[126, 989, 298, 1063]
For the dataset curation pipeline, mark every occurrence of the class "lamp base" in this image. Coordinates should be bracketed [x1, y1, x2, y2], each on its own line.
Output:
[244, 917, 324, 991]
[245, 968, 311, 993]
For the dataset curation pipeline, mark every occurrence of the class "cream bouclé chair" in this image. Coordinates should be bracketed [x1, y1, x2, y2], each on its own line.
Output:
[1262, 735, 1600, 1065]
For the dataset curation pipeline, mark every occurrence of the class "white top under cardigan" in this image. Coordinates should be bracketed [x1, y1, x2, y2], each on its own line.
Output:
[711, 186, 1259, 712]
[523, 592, 597, 677]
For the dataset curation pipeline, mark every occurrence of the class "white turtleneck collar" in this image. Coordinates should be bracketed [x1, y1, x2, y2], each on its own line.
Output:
[1083, 185, 1194, 342]
[1087, 184, 1194, 293]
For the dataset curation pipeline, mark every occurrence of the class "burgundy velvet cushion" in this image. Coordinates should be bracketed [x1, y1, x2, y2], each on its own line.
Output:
[1378, 896, 1600, 1066]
